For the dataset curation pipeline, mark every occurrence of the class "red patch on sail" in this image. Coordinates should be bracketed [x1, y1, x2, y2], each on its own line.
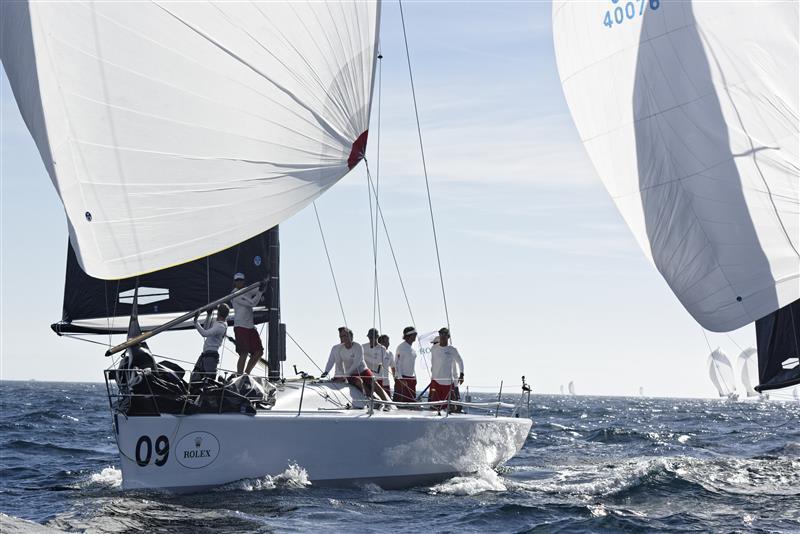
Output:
[347, 130, 369, 169]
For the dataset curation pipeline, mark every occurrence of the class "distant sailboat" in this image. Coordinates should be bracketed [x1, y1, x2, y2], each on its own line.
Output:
[708, 349, 738, 400]
[639, 386, 644, 397]
[738, 348, 760, 398]
[559, 384, 564, 395]
[568, 381, 576, 396]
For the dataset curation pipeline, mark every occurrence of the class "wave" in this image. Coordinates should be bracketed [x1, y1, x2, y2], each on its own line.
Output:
[218, 463, 310, 492]
[429, 468, 507, 496]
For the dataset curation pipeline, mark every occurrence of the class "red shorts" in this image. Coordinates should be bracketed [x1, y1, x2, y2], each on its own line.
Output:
[234, 327, 263, 355]
[393, 376, 417, 403]
[378, 379, 391, 394]
[348, 368, 374, 390]
[429, 379, 456, 409]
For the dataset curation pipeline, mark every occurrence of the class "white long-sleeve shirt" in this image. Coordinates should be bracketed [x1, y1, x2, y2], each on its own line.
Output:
[430, 344, 464, 385]
[324, 343, 367, 376]
[324, 344, 346, 378]
[395, 341, 417, 377]
[195, 319, 227, 353]
[382, 349, 395, 381]
[363, 343, 388, 376]
[231, 288, 262, 329]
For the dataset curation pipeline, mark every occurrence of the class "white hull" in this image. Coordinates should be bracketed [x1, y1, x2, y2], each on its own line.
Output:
[113, 382, 532, 491]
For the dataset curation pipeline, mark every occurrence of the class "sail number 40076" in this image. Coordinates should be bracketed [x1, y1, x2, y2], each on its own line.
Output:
[135, 435, 169, 467]
[603, 0, 660, 29]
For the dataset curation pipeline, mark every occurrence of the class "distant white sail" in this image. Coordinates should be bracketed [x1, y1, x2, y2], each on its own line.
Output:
[639, 386, 644, 397]
[553, 1, 799, 332]
[1, 1, 380, 279]
[568, 381, 575, 395]
[559, 384, 564, 395]
[794, 387, 800, 403]
[708, 348, 737, 398]
[737, 347, 759, 397]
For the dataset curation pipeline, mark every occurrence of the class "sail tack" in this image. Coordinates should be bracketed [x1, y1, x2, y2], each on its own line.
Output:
[708, 348, 736, 398]
[2, 1, 380, 279]
[553, 1, 799, 332]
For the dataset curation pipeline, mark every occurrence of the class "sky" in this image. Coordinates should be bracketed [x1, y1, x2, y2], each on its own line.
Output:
[0, 1, 759, 397]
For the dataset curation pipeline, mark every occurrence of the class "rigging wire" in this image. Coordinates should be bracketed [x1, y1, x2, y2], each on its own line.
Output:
[398, 0, 450, 331]
[363, 158, 416, 327]
[371, 51, 384, 333]
[313, 201, 348, 327]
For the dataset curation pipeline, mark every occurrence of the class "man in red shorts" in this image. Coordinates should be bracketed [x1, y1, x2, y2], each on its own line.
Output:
[231, 272, 264, 375]
[393, 326, 418, 405]
[428, 327, 464, 411]
[323, 328, 391, 404]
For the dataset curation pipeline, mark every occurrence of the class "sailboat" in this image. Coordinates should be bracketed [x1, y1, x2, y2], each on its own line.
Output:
[708, 349, 738, 401]
[568, 381, 576, 396]
[559, 384, 564, 395]
[1, 1, 532, 491]
[737, 347, 766, 400]
[553, 1, 800, 394]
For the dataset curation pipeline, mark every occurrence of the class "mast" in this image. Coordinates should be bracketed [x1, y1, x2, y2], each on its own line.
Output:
[267, 225, 284, 380]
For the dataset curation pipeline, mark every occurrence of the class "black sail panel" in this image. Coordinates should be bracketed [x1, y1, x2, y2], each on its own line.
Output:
[754, 298, 800, 392]
[53, 229, 273, 335]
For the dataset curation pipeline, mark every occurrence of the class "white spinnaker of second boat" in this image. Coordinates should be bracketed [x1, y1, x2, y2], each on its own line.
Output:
[553, 1, 799, 332]
[708, 348, 737, 398]
[1, 1, 380, 279]
[737, 347, 759, 397]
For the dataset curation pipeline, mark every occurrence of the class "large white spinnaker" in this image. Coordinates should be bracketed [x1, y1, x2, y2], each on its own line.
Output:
[708, 348, 736, 398]
[1, 1, 380, 279]
[737, 347, 759, 398]
[553, 1, 799, 332]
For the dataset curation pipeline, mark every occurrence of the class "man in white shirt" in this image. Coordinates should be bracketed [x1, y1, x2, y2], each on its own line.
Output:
[323, 327, 347, 381]
[377, 334, 395, 396]
[323, 328, 391, 402]
[230, 272, 264, 375]
[190, 304, 230, 389]
[429, 327, 464, 410]
[393, 326, 418, 404]
[362, 328, 391, 398]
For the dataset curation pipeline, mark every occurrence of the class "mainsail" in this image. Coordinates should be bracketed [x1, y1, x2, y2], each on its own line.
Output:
[553, 1, 799, 333]
[52, 229, 272, 335]
[737, 348, 759, 398]
[708, 348, 736, 398]
[1, 1, 380, 279]
[754, 299, 800, 392]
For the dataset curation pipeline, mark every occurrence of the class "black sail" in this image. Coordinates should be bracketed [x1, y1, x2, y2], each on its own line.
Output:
[754, 298, 800, 392]
[52, 229, 273, 335]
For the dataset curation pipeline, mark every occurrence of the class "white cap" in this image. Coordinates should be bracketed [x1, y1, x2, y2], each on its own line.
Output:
[233, 272, 246, 280]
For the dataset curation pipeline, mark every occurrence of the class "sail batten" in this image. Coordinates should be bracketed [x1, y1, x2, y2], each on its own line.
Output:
[553, 1, 799, 332]
[2, 1, 380, 279]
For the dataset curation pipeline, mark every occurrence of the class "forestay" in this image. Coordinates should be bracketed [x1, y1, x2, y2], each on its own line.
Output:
[708, 348, 736, 398]
[52, 229, 272, 335]
[553, 1, 799, 332]
[1, 1, 380, 279]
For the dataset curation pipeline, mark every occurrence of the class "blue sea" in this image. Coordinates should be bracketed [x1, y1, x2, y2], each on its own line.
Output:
[1, 380, 798, 533]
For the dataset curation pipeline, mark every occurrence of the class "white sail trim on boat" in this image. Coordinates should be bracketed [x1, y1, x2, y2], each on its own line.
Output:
[708, 348, 736, 398]
[553, 1, 799, 332]
[737, 347, 759, 397]
[1, 1, 380, 279]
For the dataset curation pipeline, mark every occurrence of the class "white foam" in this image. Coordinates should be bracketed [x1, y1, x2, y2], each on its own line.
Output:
[88, 466, 122, 488]
[220, 463, 310, 492]
[677, 435, 690, 444]
[430, 468, 507, 496]
[588, 504, 608, 517]
[274, 463, 310, 488]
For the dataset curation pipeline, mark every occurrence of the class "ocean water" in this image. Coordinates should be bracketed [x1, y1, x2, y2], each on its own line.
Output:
[1, 381, 798, 533]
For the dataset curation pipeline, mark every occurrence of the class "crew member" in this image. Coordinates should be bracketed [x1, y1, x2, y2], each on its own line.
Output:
[377, 334, 395, 396]
[190, 304, 229, 389]
[394, 326, 418, 404]
[230, 272, 264, 375]
[323, 329, 391, 403]
[362, 328, 389, 397]
[429, 327, 464, 411]
[323, 327, 347, 381]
